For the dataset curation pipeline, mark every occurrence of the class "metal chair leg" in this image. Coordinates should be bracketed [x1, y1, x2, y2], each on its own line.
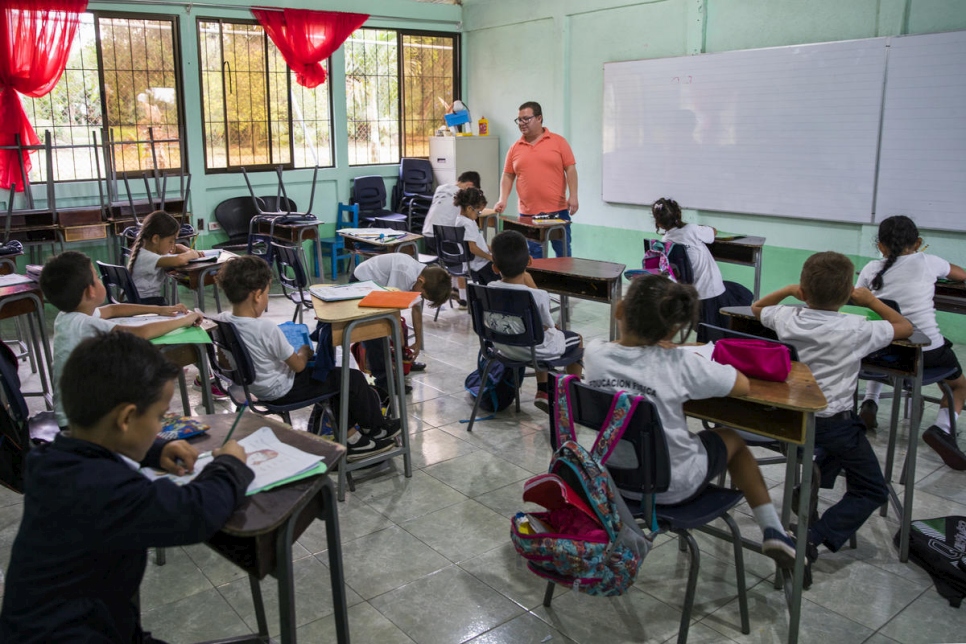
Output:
[543, 580, 555, 607]
[466, 358, 496, 433]
[677, 530, 700, 644]
[722, 513, 750, 634]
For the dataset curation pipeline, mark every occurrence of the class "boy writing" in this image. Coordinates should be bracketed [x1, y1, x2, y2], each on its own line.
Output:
[0, 332, 252, 642]
[39, 251, 202, 428]
[753, 251, 913, 583]
[487, 230, 582, 412]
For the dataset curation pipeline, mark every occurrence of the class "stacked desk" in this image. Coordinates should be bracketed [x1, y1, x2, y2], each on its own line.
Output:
[498, 215, 570, 259]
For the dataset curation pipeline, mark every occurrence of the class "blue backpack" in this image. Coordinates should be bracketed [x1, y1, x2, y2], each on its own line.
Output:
[464, 350, 524, 413]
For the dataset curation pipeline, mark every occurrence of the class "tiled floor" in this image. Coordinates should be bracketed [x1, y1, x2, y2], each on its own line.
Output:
[2, 279, 966, 643]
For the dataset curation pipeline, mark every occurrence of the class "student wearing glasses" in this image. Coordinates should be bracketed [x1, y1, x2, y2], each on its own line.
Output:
[494, 101, 579, 258]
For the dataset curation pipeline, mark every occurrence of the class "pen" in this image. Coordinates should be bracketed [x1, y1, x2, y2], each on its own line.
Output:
[222, 403, 247, 446]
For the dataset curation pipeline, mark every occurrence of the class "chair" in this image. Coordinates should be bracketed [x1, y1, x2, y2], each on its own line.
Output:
[271, 243, 314, 324]
[212, 196, 260, 251]
[96, 261, 144, 304]
[544, 376, 750, 644]
[624, 238, 695, 284]
[318, 203, 359, 280]
[241, 166, 319, 265]
[464, 283, 584, 432]
[351, 176, 407, 228]
[392, 158, 435, 232]
[206, 318, 335, 427]
[433, 224, 474, 320]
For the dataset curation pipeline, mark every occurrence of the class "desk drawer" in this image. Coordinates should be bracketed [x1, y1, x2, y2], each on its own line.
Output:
[62, 224, 109, 243]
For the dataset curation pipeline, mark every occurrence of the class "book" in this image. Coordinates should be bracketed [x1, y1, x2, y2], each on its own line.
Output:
[188, 249, 222, 263]
[278, 321, 313, 351]
[309, 280, 384, 302]
[0, 274, 33, 287]
[358, 290, 421, 309]
[158, 414, 210, 441]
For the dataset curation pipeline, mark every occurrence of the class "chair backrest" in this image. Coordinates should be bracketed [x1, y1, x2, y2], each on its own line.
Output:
[205, 319, 257, 404]
[272, 243, 309, 291]
[336, 202, 359, 231]
[96, 261, 142, 304]
[550, 375, 672, 504]
[699, 323, 800, 362]
[467, 282, 546, 351]
[214, 196, 260, 240]
[257, 195, 298, 215]
[0, 349, 31, 493]
[398, 158, 434, 195]
[0, 346, 29, 425]
[433, 224, 472, 276]
[351, 176, 389, 211]
[643, 239, 695, 285]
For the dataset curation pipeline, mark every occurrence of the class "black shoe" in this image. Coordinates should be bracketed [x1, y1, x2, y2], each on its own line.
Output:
[366, 418, 402, 441]
[923, 425, 966, 470]
[788, 523, 819, 590]
[346, 434, 396, 462]
[859, 400, 878, 432]
[408, 361, 427, 372]
[458, 299, 468, 310]
[791, 462, 821, 526]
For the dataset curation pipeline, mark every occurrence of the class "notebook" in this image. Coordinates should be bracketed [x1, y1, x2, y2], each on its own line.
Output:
[309, 280, 384, 302]
[279, 321, 313, 351]
[188, 249, 222, 263]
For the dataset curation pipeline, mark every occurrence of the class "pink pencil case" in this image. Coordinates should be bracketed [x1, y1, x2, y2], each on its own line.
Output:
[711, 338, 791, 382]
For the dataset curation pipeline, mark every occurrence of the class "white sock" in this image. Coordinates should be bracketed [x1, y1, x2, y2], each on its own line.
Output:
[347, 431, 361, 445]
[459, 287, 467, 300]
[752, 503, 785, 535]
[933, 410, 959, 434]
[863, 381, 883, 404]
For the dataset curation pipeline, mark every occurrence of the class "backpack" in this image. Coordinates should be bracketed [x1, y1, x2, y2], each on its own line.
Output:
[897, 516, 966, 607]
[510, 375, 651, 596]
[464, 350, 524, 413]
[642, 239, 681, 282]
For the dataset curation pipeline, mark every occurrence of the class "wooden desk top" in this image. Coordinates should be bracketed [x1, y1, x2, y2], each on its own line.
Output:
[188, 413, 344, 536]
[499, 215, 571, 229]
[741, 361, 827, 412]
[712, 235, 765, 248]
[167, 251, 237, 278]
[530, 257, 625, 280]
[310, 288, 399, 323]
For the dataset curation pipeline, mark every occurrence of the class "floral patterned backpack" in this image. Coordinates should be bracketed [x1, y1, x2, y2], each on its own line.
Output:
[510, 375, 652, 596]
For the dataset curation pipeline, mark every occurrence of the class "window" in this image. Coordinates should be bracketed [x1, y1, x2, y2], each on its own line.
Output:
[198, 19, 334, 172]
[345, 28, 458, 166]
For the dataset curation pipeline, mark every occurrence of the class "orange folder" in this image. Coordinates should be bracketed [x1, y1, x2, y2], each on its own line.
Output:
[358, 290, 421, 309]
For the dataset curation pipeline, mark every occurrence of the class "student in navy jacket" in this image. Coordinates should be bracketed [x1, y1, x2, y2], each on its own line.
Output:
[0, 332, 253, 643]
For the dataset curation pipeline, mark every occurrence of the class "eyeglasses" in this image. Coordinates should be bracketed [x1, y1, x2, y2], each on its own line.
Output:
[514, 116, 538, 125]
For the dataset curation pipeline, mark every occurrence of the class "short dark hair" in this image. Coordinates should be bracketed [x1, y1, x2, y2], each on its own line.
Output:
[457, 171, 481, 188]
[61, 332, 180, 429]
[216, 255, 273, 304]
[622, 274, 698, 344]
[801, 251, 854, 310]
[519, 101, 542, 117]
[419, 266, 451, 308]
[490, 230, 530, 278]
[40, 251, 96, 312]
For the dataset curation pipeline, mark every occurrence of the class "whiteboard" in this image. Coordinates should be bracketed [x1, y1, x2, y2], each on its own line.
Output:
[875, 31, 966, 232]
[602, 39, 888, 222]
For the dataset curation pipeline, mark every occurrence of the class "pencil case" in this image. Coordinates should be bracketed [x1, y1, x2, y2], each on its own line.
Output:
[711, 338, 791, 382]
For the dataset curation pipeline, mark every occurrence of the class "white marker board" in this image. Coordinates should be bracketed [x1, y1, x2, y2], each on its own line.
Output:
[875, 30, 966, 232]
[602, 38, 888, 223]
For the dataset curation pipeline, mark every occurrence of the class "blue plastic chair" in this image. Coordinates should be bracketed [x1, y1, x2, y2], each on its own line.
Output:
[464, 283, 584, 432]
[545, 376, 750, 644]
[317, 203, 359, 279]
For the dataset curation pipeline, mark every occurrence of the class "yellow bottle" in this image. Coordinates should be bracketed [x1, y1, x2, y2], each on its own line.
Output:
[478, 116, 489, 136]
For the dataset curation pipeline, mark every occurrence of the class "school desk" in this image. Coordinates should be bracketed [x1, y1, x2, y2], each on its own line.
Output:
[528, 257, 625, 340]
[498, 215, 570, 259]
[0, 282, 53, 409]
[708, 235, 766, 299]
[478, 211, 499, 241]
[934, 280, 966, 315]
[311, 289, 413, 502]
[719, 305, 933, 562]
[186, 413, 349, 644]
[684, 360, 826, 644]
[338, 230, 421, 265]
[165, 251, 239, 313]
[253, 218, 324, 279]
[156, 320, 216, 415]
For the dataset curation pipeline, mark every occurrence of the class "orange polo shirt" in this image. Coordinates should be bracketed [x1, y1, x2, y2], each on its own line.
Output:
[503, 128, 576, 215]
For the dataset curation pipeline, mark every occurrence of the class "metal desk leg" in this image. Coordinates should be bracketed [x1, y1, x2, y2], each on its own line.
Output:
[26, 295, 54, 409]
[753, 248, 762, 300]
[783, 416, 814, 644]
[196, 345, 214, 414]
[321, 478, 350, 644]
[899, 362, 924, 562]
[337, 330, 352, 502]
[610, 276, 622, 342]
[276, 510, 299, 643]
[389, 320, 412, 480]
[249, 574, 270, 638]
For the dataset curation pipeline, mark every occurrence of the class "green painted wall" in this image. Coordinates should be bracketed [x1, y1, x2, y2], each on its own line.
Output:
[462, 0, 966, 341]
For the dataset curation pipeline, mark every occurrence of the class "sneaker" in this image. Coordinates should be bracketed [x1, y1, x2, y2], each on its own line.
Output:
[458, 299, 468, 310]
[346, 434, 396, 462]
[761, 527, 798, 569]
[194, 375, 228, 401]
[366, 418, 402, 441]
[408, 361, 427, 372]
[923, 425, 966, 470]
[791, 461, 821, 526]
[534, 390, 550, 414]
[859, 400, 878, 432]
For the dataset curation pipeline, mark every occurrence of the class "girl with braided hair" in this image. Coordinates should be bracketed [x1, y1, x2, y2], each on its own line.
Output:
[857, 215, 966, 469]
[127, 211, 202, 305]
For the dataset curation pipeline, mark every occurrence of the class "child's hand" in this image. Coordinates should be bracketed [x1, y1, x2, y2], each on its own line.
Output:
[159, 440, 198, 475]
[180, 312, 203, 327]
[162, 304, 189, 316]
[215, 440, 247, 464]
[851, 287, 876, 308]
[299, 345, 313, 361]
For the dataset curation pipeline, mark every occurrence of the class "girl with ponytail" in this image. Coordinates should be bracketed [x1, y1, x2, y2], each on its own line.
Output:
[856, 216, 966, 468]
[583, 274, 798, 566]
[127, 211, 202, 304]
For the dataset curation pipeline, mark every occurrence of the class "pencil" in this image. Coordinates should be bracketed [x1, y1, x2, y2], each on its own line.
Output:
[221, 403, 247, 446]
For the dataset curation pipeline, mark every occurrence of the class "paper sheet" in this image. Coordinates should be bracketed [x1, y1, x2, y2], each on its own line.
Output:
[309, 280, 384, 302]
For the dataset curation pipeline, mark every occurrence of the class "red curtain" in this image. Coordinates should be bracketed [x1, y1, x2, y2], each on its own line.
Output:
[252, 8, 367, 89]
[0, 0, 87, 191]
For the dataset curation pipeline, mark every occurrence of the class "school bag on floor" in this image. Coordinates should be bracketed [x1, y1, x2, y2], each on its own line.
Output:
[897, 516, 966, 607]
[510, 375, 651, 596]
[464, 350, 524, 413]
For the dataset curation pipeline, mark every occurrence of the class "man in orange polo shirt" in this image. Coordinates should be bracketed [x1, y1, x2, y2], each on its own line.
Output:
[494, 101, 579, 258]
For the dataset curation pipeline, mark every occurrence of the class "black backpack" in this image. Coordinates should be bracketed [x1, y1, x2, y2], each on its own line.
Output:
[897, 516, 966, 607]
[464, 350, 524, 413]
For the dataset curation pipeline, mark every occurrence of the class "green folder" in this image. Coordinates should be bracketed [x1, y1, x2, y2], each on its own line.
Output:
[150, 325, 212, 345]
[840, 304, 883, 321]
[247, 461, 328, 496]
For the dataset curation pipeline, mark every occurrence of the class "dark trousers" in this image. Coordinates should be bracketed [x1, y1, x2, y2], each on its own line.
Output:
[524, 208, 571, 258]
[811, 412, 888, 552]
[266, 368, 383, 430]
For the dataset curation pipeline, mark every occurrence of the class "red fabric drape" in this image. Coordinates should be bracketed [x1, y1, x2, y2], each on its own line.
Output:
[0, 0, 87, 191]
[252, 8, 367, 89]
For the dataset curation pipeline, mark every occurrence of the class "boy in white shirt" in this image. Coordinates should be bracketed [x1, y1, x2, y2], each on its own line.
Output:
[753, 251, 913, 581]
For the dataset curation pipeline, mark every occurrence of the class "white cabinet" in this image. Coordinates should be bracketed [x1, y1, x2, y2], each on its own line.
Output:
[428, 136, 501, 205]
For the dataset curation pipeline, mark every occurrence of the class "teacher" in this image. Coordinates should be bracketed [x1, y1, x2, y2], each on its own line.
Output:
[494, 101, 578, 258]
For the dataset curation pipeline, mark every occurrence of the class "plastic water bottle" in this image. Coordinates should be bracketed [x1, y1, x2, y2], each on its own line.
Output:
[478, 116, 489, 136]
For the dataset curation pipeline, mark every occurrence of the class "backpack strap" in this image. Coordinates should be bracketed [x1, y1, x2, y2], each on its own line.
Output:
[590, 391, 641, 464]
[553, 374, 579, 446]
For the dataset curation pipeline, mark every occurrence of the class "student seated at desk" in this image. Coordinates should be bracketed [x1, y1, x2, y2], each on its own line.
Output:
[855, 215, 966, 469]
[215, 256, 398, 461]
[651, 198, 752, 342]
[0, 332, 253, 643]
[128, 210, 204, 305]
[753, 251, 913, 582]
[40, 251, 202, 429]
[487, 230, 582, 413]
[352, 253, 450, 389]
[585, 274, 798, 568]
